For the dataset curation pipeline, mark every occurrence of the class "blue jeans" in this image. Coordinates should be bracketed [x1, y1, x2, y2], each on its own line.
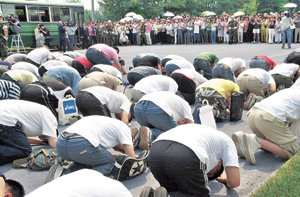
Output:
[86, 48, 112, 65]
[211, 30, 216, 44]
[193, 58, 213, 79]
[56, 135, 115, 176]
[134, 100, 178, 142]
[0, 122, 32, 165]
[212, 64, 235, 82]
[194, 33, 200, 43]
[282, 27, 292, 48]
[165, 64, 180, 76]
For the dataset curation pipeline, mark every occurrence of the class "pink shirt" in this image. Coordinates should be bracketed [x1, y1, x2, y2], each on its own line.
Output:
[146, 24, 152, 33]
[89, 44, 118, 60]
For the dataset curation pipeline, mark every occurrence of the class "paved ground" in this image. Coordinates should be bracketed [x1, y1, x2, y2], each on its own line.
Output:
[1, 43, 299, 196]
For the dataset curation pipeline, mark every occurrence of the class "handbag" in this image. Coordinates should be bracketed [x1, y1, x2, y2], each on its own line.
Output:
[199, 99, 217, 129]
[57, 95, 78, 125]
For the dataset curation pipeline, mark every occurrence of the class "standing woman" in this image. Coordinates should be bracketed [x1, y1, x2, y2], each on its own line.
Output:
[238, 17, 244, 43]
[243, 18, 248, 43]
[223, 18, 229, 44]
[275, 17, 282, 44]
[260, 18, 267, 43]
[268, 18, 275, 43]
[217, 18, 224, 43]
[210, 19, 217, 44]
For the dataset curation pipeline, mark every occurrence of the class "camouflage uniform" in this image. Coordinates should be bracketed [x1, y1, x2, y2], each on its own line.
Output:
[107, 24, 114, 46]
[228, 19, 238, 44]
[0, 22, 8, 60]
[140, 24, 147, 46]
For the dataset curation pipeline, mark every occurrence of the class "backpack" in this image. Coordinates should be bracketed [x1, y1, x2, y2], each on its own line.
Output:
[230, 92, 245, 122]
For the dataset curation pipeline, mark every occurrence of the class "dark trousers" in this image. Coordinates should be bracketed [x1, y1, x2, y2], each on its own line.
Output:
[68, 35, 74, 51]
[193, 59, 213, 79]
[71, 61, 89, 77]
[127, 72, 145, 86]
[171, 73, 196, 104]
[76, 91, 111, 117]
[59, 37, 67, 52]
[0, 122, 32, 165]
[149, 140, 209, 197]
[86, 49, 112, 66]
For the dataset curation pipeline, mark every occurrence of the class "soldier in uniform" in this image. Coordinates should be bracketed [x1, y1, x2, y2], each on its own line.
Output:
[228, 16, 238, 44]
[107, 20, 114, 46]
[0, 14, 8, 60]
[140, 22, 147, 46]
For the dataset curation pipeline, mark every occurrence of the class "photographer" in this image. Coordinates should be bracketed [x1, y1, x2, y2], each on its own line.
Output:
[251, 15, 261, 43]
[39, 24, 51, 47]
[8, 14, 21, 35]
[34, 23, 44, 47]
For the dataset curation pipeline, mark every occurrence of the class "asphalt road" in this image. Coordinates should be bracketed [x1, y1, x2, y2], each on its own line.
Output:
[1, 43, 299, 196]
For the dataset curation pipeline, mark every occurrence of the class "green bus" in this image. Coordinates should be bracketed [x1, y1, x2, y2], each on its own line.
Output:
[0, 0, 84, 48]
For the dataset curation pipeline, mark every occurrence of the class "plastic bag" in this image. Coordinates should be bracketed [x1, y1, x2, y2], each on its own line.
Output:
[199, 99, 216, 129]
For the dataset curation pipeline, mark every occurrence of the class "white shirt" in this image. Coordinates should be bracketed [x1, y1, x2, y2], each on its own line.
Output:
[11, 62, 40, 77]
[218, 57, 246, 72]
[269, 63, 299, 77]
[41, 60, 69, 71]
[171, 68, 207, 86]
[166, 59, 195, 70]
[26, 169, 133, 197]
[63, 116, 132, 148]
[26, 47, 52, 65]
[254, 88, 300, 122]
[93, 64, 122, 79]
[0, 100, 57, 138]
[154, 124, 239, 172]
[238, 68, 275, 89]
[139, 91, 193, 121]
[194, 21, 200, 33]
[162, 55, 187, 62]
[83, 86, 131, 113]
[133, 75, 178, 95]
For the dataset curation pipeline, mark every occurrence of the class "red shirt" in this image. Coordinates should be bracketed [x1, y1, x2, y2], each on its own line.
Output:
[254, 55, 276, 69]
[74, 57, 92, 70]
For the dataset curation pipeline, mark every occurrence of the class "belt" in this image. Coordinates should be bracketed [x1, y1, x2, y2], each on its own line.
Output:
[61, 132, 83, 139]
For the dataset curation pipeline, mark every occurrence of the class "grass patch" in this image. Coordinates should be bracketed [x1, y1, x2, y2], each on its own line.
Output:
[252, 152, 300, 197]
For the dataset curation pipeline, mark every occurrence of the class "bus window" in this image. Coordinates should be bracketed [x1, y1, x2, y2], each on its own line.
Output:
[61, 8, 70, 22]
[1, 4, 15, 19]
[28, 6, 50, 22]
[15, 6, 27, 22]
[51, 7, 61, 22]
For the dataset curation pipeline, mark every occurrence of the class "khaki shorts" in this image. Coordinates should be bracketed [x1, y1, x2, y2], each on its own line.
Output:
[79, 75, 121, 91]
[237, 75, 265, 101]
[247, 107, 299, 158]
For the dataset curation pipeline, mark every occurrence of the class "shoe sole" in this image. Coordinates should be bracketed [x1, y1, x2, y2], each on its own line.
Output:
[139, 127, 150, 150]
[242, 134, 256, 165]
[131, 128, 140, 147]
[232, 133, 244, 158]
[154, 187, 168, 197]
[44, 163, 64, 184]
[244, 94, 256, 110]
[140, 186, 154, 197]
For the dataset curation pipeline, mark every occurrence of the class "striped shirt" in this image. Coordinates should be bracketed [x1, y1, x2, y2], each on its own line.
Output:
[0, 80, 20, 99]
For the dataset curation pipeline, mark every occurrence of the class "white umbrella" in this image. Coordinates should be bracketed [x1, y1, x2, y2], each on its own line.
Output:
[123, 16, 133, 22]
[125, 12, 136, 17]
[164, 11, 175, 17]
[173, 15, 183, 20]
[133, 14, 144, 21]
[202, 11, 216, 16]
[233, 11, 245, 17]
[283, 3, 297, 8]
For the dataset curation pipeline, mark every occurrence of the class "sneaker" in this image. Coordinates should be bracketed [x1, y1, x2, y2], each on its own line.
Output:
[131, 128, 140, 148]
[154, 187, 168, 197]
[232, 131, 245, 158]
[244, 93, 256, 110]
[252, 41, 255, 43]
[242, 133, 261, 165]
[139, 126, 151, 150]
[140, 186, 154, 197]
[44, 163, 64, 184]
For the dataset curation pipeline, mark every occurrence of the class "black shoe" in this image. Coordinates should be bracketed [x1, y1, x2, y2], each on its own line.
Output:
[140, 186, 154, 197]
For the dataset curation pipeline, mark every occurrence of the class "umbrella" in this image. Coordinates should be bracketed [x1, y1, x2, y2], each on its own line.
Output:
[133, 14, 144, 21]
[233, 11, 245, 17]
[202, 11, 216, 16]
[173, 15, 183, 20]
[125, 12, 136, 17]
[283, 3, 297, 8]
[121, 17, 133, 22]
[164, 11, 175, 17]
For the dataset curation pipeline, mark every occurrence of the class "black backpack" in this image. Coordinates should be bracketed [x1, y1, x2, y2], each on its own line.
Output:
[230, 92, 245, 122]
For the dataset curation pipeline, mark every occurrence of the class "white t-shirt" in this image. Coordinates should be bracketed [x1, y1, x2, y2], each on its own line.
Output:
[254, 88, 300, 122]
[26, 169, 133, 197]
[194, 21, 200, 33]
[133, 75, 178, 94]
[41, 60, 69, 71]
[166, 59, 195, 70]
[83, 86, 131, 113]
[93, 64, 122, 79]
[218, 57, 246, 72]
[154, 124, 239, 172]
[11, 62, 39, 77]
[239, 68, 275, 89]
[139, 91, 193, 121]
[63, 116, 133, 148]
[0, 100, 57, 138]
[26, 47, 52, 65]
[269, 63, 299, 77]
[163, 55, 186, 62]
[171, 68, 207, 86]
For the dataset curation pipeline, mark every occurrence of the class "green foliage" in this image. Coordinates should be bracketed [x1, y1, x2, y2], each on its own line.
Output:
[242, 0, 258, 14]
[252, 152, 300, 197]
[84, 10, 105, 22]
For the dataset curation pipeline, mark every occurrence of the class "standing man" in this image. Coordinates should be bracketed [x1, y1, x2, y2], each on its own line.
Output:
[0, 14, 8, 60]
[251, 16, 261, 43]
[294, 11, 300, 43]
[35, 23, 44, 47]
[107, 21, 114, 46]
[58, 22, 67, 53]
[228, 16, 238, 44]
[67, 23, 77, 51]
[281, 11, 293, 49]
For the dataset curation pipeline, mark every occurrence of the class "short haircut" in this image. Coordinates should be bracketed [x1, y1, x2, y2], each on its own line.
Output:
[208, 163, 224, 181]
[6, 179, 25, 197]
[136, 56, 160, 68]
[112, 46, 119, 54]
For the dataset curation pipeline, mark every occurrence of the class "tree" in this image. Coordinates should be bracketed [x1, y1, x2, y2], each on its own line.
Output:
[242, 0, 259, 14]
